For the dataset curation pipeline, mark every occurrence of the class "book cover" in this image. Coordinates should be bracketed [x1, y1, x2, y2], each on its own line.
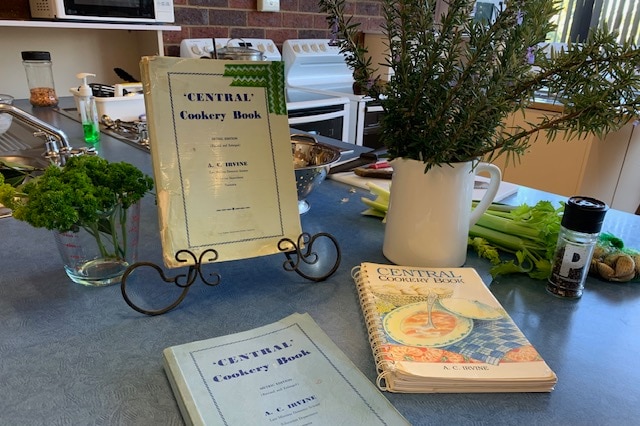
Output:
[162, 313, 410, 426]
[352, 262, 557, 393]
[140, 56, 301, 268]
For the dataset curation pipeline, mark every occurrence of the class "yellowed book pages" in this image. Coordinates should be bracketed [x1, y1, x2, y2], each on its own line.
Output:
[140, 56, 301, 268]
[352, 262, 557, 393]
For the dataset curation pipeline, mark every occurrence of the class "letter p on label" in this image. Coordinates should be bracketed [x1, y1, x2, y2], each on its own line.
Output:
[559, 245, 588, 276]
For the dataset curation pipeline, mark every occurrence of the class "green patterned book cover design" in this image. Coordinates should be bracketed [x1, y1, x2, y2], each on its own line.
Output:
[223, 62, 287, 115]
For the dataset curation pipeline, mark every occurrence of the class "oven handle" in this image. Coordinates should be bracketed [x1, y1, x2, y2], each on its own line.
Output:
[288, 110, 346, 125]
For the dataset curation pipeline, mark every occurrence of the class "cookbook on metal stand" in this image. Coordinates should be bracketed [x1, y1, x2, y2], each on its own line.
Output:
[120, 56, 340, 316]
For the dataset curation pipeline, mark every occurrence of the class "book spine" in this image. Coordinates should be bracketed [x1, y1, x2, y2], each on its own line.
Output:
[162, 350, 200, 426]
[351, 265, 393, 391]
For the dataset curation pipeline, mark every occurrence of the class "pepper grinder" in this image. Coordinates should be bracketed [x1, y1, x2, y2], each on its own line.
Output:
[547, 196, 608, 298]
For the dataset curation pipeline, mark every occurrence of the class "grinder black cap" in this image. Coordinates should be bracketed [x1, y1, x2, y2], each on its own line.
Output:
[562, 196, 608, 234]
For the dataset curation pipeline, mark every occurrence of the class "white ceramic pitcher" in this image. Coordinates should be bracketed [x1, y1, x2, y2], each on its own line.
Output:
[383, 158, 501, 267]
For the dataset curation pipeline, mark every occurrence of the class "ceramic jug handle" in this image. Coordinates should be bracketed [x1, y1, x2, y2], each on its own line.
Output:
[469, 162, 502, 226]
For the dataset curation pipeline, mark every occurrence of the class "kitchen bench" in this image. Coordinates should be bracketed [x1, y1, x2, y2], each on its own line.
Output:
[1, 100, 640, 425]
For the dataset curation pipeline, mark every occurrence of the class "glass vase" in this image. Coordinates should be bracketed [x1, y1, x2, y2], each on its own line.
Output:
[53, 201, 140, 287]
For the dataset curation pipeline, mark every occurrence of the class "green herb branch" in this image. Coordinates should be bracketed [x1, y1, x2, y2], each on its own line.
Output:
[319, 0, 640, 170]
[323, 0, 378, 95]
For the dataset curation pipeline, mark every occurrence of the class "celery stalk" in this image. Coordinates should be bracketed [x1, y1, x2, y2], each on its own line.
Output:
[361, 182, 390, 218]
[361, 187, 564, 280]
[361, 197, 389, 213]
[468, 200, 563, 279]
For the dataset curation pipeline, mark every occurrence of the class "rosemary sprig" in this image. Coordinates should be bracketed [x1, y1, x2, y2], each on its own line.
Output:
[319, 0, 640, 171]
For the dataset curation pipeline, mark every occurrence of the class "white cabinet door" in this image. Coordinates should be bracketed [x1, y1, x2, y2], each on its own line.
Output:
[611, 124, 640, 213]
[579, 123, 634, 206]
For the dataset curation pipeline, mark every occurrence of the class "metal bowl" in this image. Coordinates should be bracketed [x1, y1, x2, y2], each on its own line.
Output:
[292, 134, 341, 214]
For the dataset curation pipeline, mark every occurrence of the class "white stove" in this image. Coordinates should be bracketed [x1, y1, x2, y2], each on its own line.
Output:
[179, 38, 351, 141]
[179, 38, 281, 60]
[179, 38, 214, 59]
[214, 38, 281, 61]
[283, 39, 382, 146]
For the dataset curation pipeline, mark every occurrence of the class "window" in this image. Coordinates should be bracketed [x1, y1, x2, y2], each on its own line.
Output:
[549, 0, 640, 44]
[435, 1, 639, 44]
[472, 0, 503, 22]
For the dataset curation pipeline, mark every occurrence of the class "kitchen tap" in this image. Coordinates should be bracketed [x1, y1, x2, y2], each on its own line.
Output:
[0, 103, 71, 151]
[0, 103, 96, 165]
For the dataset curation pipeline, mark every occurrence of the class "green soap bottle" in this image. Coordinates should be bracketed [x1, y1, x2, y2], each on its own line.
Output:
[76, 72, 100, 145]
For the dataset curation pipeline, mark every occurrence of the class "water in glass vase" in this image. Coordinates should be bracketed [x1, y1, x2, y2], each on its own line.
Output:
[53, 201, 140, 286]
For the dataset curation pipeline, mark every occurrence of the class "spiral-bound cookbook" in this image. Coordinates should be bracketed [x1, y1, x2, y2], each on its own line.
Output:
[352, 262, 557, 393]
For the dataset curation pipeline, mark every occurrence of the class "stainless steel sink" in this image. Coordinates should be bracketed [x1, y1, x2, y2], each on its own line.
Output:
[0, 104, 70, 153]
[1, 105, 75, 218]
[0, 118, 46, 153]
[0, 119, 54, 180]
[0, 154, 51, 169]
[0, 104, 96, 171]
[0, 153, 49, 218]
[0, 117, 54, 189]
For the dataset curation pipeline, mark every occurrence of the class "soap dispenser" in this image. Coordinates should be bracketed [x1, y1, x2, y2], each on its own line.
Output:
[76, 73, 100, 144]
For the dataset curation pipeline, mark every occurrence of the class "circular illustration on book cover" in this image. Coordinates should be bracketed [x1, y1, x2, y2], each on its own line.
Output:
[383, 302, 473, 348]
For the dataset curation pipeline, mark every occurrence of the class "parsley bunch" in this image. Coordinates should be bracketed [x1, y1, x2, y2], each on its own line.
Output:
[0, 155, 153, 232]
[1, 155, 153, 260]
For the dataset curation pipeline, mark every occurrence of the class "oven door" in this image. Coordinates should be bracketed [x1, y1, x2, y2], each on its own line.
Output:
[362, 103, 384, 149]
[288, 104, 349, 141]
[286, 92, 351, 142]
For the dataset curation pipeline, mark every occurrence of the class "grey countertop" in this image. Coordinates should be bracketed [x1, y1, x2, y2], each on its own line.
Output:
[1, 100, 640, 425]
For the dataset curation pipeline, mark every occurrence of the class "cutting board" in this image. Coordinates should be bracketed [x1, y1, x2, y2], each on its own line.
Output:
[328, 170, 519, 202]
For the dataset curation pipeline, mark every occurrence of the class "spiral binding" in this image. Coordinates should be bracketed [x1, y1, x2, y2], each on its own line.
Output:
[351, 265, 392, 392]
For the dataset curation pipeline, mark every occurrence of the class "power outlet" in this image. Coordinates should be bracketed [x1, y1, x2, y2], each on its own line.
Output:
[257, 0, 279, 12]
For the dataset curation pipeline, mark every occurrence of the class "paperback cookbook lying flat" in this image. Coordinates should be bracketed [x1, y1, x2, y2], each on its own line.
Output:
[163, 312, 409, 425]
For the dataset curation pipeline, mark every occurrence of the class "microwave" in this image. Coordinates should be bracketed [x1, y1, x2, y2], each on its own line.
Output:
[29, 0, 175, 24]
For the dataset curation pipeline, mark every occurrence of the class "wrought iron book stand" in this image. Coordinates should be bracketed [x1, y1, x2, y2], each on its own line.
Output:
[121, 231, 340, 315]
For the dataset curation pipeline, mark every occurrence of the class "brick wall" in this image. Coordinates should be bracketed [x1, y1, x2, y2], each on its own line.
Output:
[165, 0, 385, 56]
[0, 0, 30, 19]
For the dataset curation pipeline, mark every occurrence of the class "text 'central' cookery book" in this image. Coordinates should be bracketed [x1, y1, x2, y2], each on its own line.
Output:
[162, 312, 409, 426]
[140, 56, 301, 268]
[352, 262, 557, 393]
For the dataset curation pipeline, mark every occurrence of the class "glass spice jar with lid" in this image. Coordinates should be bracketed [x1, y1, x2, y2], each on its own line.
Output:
[21, 51, 59, 107]
[547, 196, 608, 298]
